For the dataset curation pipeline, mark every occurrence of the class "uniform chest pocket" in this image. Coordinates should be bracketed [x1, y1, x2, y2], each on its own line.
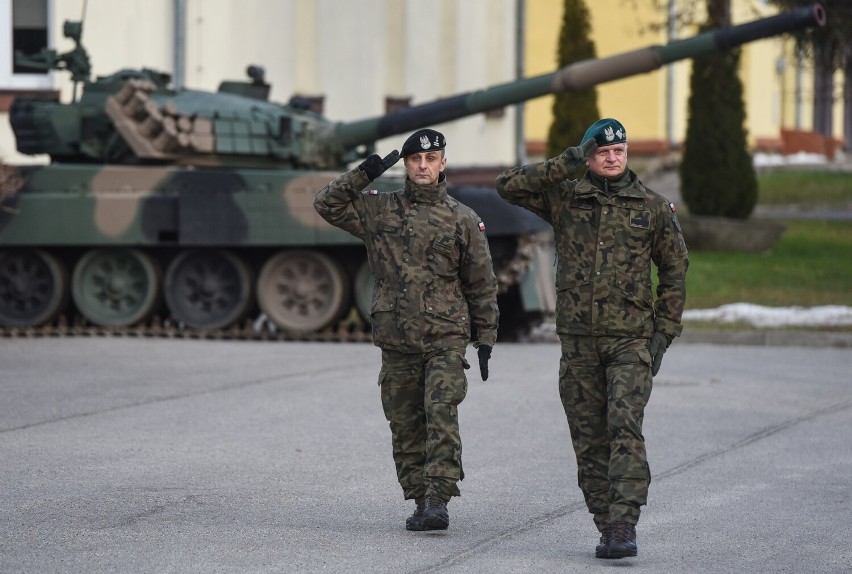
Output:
[428, 233, 460, 277]
[567, 199, 595, 225]
[629, 209, 651, 229]
[376, 221, 400, 234]
[432, 233, 456, 257]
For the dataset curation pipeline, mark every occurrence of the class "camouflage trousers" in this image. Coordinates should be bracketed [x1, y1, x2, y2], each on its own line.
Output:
[558, 335, 653, 529]
[378, 348, 469, 501]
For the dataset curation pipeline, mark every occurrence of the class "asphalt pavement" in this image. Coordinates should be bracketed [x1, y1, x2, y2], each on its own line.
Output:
[1, 337, 850, 573]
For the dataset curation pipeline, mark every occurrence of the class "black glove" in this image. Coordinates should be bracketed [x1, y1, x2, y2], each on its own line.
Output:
[649, 332, 673, 376]
[477, 344, 492, 381]
[359, 150, 400, 181]
[563, 138, 597, 169]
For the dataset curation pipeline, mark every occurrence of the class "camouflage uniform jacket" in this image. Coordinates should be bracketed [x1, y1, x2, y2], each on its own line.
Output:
[314, 168, 499, 353]
[496, 153, 688, 339]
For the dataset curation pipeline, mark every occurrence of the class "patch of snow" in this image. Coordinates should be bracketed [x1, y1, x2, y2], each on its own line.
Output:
[753, 152, 830, 167]
[683, 303, 852, 328]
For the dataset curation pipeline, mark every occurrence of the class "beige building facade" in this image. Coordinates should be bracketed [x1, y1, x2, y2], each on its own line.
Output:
[0, 0, 518, 166]
[524, 0, 842, 157]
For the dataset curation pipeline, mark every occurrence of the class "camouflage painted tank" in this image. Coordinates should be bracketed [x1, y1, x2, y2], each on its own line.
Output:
[0, 5, 826, 339]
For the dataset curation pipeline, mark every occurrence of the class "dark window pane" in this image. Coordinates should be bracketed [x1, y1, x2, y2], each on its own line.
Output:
[13, 29, 49, 74]
[12, 0, 49, 75]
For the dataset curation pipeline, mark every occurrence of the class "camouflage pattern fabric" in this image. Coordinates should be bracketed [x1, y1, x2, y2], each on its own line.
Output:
[379, 348, 469, 500]
[314, 168, 499, 352]
[559, 335, 652, 528]
[314, 165, 498, 501]
[495, 150, 688, 339]
[496, 149, 688, 528]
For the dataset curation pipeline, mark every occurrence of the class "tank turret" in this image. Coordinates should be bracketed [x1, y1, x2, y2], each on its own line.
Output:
[0, 5, 826, 338]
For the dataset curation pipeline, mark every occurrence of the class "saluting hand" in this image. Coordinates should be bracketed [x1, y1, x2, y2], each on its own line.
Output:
[563, 138, 597, 170]
[359, 150, 401, 181]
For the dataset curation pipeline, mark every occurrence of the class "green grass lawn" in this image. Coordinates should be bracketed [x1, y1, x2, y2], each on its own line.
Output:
[684, 219, 852, 310]
[756, 170, 852, 206]
[657, 168, 852, 329]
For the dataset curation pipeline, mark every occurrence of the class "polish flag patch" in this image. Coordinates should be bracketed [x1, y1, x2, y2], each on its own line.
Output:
[669, 202, 677, 212]
[478, 221, 486, 232]
[369, 189, 379, 195]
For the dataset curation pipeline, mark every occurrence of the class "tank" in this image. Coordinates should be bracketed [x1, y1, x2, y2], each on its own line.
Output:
[0, 4, 826, 339]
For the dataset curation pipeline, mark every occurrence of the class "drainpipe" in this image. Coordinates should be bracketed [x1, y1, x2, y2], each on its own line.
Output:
[666, 0, 677, 149]
[515, 0, 527, 166]
[173, 0, 187, 89]
[794, 49, 803, 129]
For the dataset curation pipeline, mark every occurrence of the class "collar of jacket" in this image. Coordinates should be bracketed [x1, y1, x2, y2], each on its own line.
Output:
[404, 172, 447, 204]
[576, 168, 643, 201]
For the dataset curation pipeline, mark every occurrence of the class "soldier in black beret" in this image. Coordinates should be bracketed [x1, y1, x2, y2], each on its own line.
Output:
[314, 128, 498, 532]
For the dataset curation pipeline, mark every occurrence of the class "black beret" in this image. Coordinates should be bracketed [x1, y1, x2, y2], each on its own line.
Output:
[401, 129, 446, 157]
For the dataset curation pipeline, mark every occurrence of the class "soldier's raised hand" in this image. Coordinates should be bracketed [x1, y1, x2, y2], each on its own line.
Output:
[359, 150, 401, 181]
[563, 138, 597, 171]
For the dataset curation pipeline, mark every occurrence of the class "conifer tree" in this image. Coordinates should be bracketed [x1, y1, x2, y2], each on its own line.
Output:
[546, 0, 600, 161]
[680, 5, 757, 219]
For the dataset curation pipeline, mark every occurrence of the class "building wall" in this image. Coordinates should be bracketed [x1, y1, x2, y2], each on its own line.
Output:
[0, 0, 518, 166]
[523, 0, 841, 156]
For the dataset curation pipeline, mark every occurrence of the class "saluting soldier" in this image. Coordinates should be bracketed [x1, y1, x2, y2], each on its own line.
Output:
[314, 128, 499, 532]
[496, 118, 688, 559]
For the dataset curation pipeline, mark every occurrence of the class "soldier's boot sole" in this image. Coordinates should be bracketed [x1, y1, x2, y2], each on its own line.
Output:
[405, 516, 428, 531]
[420, 508, 449, 531]
[603, 540, 637, 559]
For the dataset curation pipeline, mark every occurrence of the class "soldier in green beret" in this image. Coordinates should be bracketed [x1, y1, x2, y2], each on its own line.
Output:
[314, 128, 499, 532]
[496, 118, 688, 559]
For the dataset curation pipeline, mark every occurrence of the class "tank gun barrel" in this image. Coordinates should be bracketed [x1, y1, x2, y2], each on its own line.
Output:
[333, 4, 825, 151]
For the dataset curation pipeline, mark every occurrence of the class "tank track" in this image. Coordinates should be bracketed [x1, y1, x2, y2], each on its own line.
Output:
[0, 313, 375, 343]
[0, 236, 541, 342]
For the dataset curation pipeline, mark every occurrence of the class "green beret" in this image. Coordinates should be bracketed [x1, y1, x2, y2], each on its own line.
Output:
[581, 118, 627, 147]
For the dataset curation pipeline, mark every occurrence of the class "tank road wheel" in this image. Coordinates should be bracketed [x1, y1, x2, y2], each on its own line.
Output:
[164, 249, 253, 330]
[257, 250, 350, 333]
[0, 249, 67, 327]
[354, 260, 374, 324]
[72, 248, 160, 327]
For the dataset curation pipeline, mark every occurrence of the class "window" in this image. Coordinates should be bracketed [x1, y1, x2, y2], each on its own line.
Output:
[1, 0, 52, 89]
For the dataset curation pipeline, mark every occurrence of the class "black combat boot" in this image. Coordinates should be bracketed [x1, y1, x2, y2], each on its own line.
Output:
[605, 522, 637, 559]
[595, 525, 614, 559]
[420, 494, 449, 530]
[405, 497, 426, 531]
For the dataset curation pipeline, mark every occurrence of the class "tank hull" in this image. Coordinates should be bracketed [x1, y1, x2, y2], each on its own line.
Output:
[0, 164, 553, 338]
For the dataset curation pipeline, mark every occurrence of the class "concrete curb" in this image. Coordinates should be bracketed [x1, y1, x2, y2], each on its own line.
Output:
[526, 324, 852, 348]
[678, 328, 852, 348]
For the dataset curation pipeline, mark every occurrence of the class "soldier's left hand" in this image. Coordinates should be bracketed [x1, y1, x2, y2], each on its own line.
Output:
[477, 344, 492, 381]
[649, 332, 673, 376]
